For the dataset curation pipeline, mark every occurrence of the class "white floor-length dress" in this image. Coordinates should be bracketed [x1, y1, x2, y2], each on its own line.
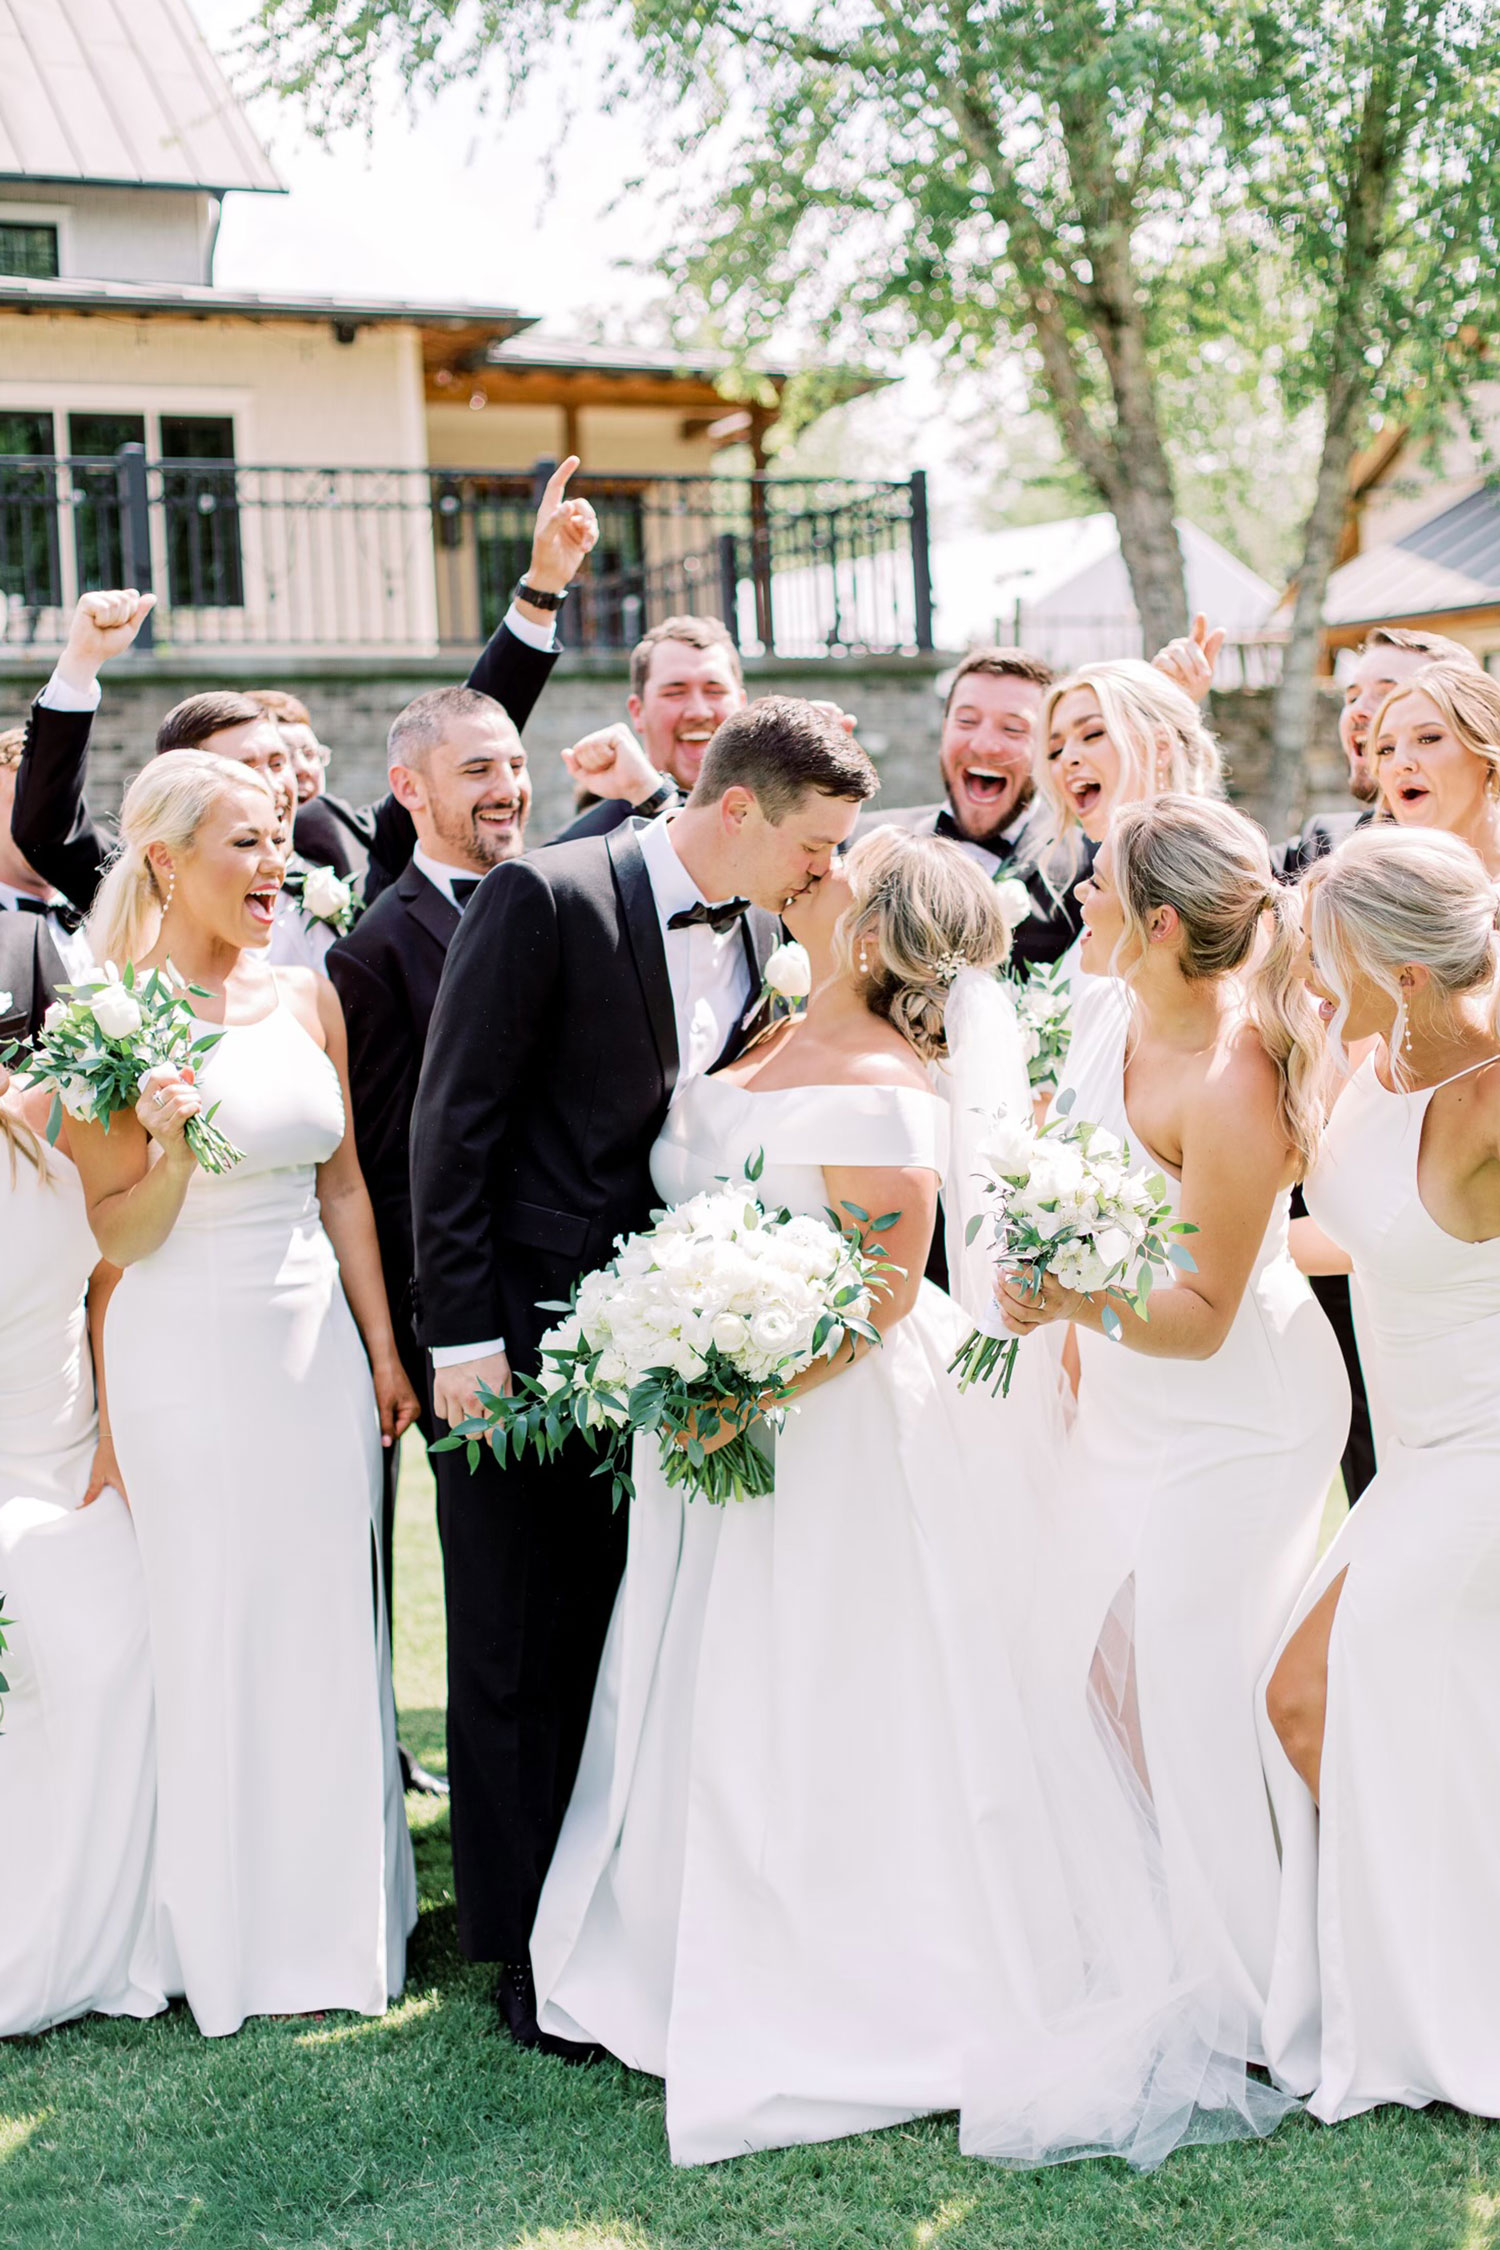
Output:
[1260, 1054, 1500, 2122]
[1037, 978, 1348, 2059]
[533, 1018, 1303, 2171]
[0, 1134, 164, 2036]
[105, 997, 415, 2037]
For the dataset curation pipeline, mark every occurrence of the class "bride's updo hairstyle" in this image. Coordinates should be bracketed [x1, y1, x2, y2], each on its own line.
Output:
[87, 751, 276, 968]
[1108, 793, 1326, 1173]
[1306, 824, 1500, 1088]
[1036, 659, 1223, 848]
[836, 828, 1012, 1062]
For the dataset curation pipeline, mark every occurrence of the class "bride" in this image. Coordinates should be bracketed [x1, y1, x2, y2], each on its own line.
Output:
[531, 828, 1287, 2170]
[65, 751, 419, 2037]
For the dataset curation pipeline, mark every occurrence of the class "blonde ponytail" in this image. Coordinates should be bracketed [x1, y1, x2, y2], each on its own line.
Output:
[86, 751, 275, 969]
[1110, 794, 1326, 1175]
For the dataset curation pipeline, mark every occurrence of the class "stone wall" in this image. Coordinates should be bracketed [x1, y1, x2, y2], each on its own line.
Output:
[0, 647, 1350, 843]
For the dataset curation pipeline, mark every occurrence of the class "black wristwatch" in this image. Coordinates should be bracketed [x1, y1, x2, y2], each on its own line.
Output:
[635, 779, 677, 820]
[513, 579, 569, 612]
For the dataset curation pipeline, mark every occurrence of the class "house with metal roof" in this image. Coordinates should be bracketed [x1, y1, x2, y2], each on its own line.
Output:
[1316, 386, 1500, 668]
[0, 0, 912, 664]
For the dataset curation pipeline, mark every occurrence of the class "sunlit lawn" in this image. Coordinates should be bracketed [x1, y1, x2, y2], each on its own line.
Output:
[4, 1458, 1498, 2249]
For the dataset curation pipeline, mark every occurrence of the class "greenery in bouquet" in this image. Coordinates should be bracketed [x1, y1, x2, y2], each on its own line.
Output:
[1007, 958, 1074, 1100]
[283, 857, 362, 938]
[951, 1089, 1198, 1398]
[435, 1156, 900, 1507]
[1, 962, 244, 1174]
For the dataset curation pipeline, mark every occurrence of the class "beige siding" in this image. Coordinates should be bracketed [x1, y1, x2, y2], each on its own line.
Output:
[0, 180, 218, 284]
[424, 400, 718, 476]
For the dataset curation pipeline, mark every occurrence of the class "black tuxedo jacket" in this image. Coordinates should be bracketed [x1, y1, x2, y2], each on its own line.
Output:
[1272, 805, 1375, 882]
[292, 793, 370, 884]
[11, 619, 559, 916]
[411, 820, 775, 1366]
[0, 911, 65, 1047]
[325, 862, 458, 1382]
[855, 796, 1091, 973]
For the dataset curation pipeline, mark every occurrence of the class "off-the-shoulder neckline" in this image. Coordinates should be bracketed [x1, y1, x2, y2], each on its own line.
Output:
[702, 1076, 941, 1104]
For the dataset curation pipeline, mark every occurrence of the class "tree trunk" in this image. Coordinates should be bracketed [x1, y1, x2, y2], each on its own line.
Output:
[1263, 386, 1366, 840]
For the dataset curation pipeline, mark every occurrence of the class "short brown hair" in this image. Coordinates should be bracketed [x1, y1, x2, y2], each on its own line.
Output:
[943, 646, 1054, 717]
[630, 614, 743, 699]
[387, 685, 516, 772]
[1363, 626, 1480, 668]
[155, 692, 268, 754]
[247, 687, 313, 727]
[691, 696, 877, 821]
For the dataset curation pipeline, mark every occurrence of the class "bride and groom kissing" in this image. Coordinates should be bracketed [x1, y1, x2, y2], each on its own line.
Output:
[410, 697, 877, 2050]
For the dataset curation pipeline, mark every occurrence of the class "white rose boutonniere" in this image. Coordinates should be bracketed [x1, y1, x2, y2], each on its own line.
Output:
[764, 940, 813, 1002]
[994, 875, 1032, 934]
[284, 858, 362, 938]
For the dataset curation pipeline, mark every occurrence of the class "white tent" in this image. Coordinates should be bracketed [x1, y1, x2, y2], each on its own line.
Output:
[931, 515, 1281, 684]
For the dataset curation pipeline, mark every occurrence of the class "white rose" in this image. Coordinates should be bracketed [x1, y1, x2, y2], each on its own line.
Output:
[60, 1075, 97, 1119]
[994, 877, 1032, 933]
[764, 940, 813, 1000]
[302, 866, 351, 923]
[42, 1000, 67, 1033]
[981, 1113, 1035, 1178]
[90, 984, 143, 1040]
[709, 1311, 747, 1356]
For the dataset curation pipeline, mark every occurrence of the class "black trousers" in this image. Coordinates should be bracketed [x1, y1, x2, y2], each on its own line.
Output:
[1310, 1270, 1377, 1502]
[433, 1434, 628, 1964]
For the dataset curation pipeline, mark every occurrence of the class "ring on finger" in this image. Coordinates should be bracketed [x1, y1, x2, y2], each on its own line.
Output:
[152, 1090, 167, 1110]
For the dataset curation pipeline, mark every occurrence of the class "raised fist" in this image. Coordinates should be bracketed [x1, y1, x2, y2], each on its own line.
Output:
[59, 590, 157, 686]
[561, 724, 665, 807]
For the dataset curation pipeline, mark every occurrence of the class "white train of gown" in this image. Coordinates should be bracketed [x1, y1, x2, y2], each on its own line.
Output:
[1261, 1054, 1500, 2121]
[0, 1135, 163, 2036]
[1036, 977, 1348, 2058]
[533, 981, 1309, 2169]
[105, 997, 415, 2037]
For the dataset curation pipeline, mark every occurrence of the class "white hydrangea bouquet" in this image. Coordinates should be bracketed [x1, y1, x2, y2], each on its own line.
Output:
[2, 962, 243, 1173]
[435, 1156, 898, 1507]
[284, 858, 361, 937]
[950, 1091, 1198, 1397]
[1009, 959, 1074, 1099]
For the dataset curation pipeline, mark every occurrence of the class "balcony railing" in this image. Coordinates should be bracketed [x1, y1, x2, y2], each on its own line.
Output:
[0, 448, 932, 662]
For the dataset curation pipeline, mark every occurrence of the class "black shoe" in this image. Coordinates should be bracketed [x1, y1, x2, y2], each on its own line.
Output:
[399, 1744, 449, 1798]
[494, 1961, 606, 2066]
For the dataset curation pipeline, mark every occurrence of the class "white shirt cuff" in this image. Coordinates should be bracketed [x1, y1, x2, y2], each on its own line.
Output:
[37, 672, 102, 713]
[502, 602, 557, 654]
[431, 1338, 506, 1367]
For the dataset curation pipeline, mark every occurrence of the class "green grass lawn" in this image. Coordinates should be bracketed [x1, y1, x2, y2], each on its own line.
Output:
[3, 1455, 1497, 2249]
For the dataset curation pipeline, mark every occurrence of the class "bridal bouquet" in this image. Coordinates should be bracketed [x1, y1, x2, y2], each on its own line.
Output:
[1009, 959, 1074, 1099]
[950, 1094, 1197, 1397]
[435, 1161, 897, 1506]
[2, 962, 243, 1173]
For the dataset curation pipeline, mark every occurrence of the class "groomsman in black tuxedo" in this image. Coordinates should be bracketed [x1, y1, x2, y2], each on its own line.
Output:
[853, 647, 1089, 974]
[411, 700, 877, 2052]
[0, 727, 88, 1011]
[0, 899, 64, 1047]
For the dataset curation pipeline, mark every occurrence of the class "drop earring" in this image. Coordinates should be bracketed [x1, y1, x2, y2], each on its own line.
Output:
[858, 939, 870, 976]
[159, 868, 176, 917]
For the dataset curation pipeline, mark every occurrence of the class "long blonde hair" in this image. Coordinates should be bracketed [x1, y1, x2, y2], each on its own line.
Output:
[1108, 794, 1326, 1174]
[1371, 661, 1500, 804]
[0, 1103, 46, 1183]
[1037, 660, 1223, 851]
[836, 828, 1013, 1062]
[1307, 824, 1500, 1087]
[87, 752, 276, 968]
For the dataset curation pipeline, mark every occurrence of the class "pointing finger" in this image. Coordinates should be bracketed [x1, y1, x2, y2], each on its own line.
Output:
[541, 454, 581, 514]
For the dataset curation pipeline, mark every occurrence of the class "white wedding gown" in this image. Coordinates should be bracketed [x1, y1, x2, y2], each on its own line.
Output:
[1260, 1054, 1500, 2122]
[533, 989, 1304, 2170]
[105, 996, 415, 2037]
[1039, 976, 1348, 2062]
[0, 1133, 164, 2036]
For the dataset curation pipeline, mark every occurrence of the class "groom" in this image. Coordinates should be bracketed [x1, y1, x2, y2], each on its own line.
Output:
[411, 698, 877, 2050]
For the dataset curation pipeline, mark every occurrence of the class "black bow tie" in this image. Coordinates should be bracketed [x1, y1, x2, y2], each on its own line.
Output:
[934, 808, 1006, 861]
[450, 877, 481, 906]
[668, 897, 749, 935]
[7, 894, 83, 933]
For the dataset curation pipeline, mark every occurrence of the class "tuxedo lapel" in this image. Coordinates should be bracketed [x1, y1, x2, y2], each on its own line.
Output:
[396, 861, 461, 955]
[608, 823, 679, 1092]
[719, 907, 780, 1068]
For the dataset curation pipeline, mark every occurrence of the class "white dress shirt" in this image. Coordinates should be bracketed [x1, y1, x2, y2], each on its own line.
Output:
[432, 812, 754, 1371]
[411, 846, 485, 909]
[0, 882, 95, 986]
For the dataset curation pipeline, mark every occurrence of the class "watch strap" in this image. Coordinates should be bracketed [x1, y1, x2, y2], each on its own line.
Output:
[514, 579, 568, 613]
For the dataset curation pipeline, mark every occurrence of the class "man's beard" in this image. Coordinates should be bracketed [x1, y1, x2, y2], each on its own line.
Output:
[1347, 761, 1381, 807]
[947, 772, 1033, 842]
[436, 802, 526, 867]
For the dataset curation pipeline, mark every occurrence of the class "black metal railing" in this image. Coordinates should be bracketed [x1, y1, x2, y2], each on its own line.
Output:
[0, 449, 931, 661]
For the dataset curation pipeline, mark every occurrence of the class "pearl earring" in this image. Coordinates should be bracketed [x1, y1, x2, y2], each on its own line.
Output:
[858, 939, 871, 975]
[159, 868, 176, 916]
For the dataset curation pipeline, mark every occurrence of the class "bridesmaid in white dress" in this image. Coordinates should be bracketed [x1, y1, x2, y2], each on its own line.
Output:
[997, 795, 1348, 2066]
[67, 752, 419, 2037]
[1032, 660, 1223, 990]
[0, 1073, 163, 2036]
[533, 830, 1290, 2170]
[1263, 825, 1500, 2123]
